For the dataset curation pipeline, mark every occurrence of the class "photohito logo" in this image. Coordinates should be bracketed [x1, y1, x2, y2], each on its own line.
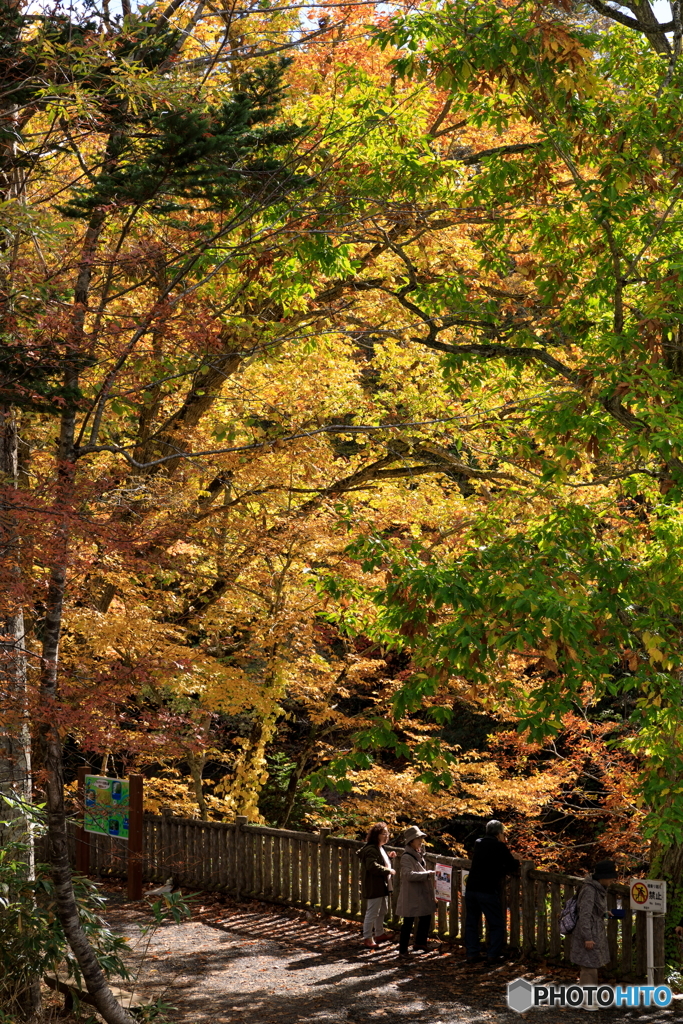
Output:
[506, 978, 673, 1012]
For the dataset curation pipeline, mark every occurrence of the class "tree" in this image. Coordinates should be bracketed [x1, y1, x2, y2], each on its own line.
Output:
[9, 0, 680, 997]
[0, 0, 325, 1017]
[318, 0, 683, 945]
[4, 0, 493, 1011]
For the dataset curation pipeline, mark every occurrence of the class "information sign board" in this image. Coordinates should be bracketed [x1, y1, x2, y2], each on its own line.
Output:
[435, 862, 452, 901]
[84, 775, 129, 840]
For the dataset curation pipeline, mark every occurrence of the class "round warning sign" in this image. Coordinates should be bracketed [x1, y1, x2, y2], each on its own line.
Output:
[631, 881, 649, 905]
[630, 878, 666, 913]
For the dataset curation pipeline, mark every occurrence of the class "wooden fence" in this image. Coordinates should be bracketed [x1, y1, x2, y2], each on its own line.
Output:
[61, 811, 663, 980]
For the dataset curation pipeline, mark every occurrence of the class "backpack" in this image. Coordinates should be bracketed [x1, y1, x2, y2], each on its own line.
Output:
[559, 893, 579, 935]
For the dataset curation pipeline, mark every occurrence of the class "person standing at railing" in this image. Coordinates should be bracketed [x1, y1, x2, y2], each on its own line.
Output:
[358, 822, 397, 949]
[570, 859, 618, 998]
[396, 825, 437, 957]
[464, 819, 521, 965]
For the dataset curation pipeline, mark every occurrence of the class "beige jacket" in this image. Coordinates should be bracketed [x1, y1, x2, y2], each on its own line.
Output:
[396, 845, 435, 918]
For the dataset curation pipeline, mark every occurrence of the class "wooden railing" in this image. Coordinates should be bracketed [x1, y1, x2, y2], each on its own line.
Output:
[56, 811, 662, 980]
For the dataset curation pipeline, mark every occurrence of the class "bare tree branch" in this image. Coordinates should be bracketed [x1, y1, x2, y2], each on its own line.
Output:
[585, 0, 672, 53]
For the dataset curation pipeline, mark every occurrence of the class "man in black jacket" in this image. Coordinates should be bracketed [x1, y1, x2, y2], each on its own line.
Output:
[464, 820, 521, 965]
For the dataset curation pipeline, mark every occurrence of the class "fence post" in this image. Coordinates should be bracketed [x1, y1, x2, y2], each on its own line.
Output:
[548, 880, 561, 959]
[319, 828, 331, 914]
[605, 887, 619, 971]
[536, 877, 548, 956]
[75, 766, 90, 875]
[521, 861, 535, 955]
[509, 871, 521, 952]
[127, 775, 143, 900]
[159, 805, 171, 882]
[235, 815, 248, 900]
[621, 903, 634, 976]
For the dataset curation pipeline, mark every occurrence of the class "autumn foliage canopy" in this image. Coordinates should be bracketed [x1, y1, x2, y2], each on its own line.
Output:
[4, 6, 683, 990]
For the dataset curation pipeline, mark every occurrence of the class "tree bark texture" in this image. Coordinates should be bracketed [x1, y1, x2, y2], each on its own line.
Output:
[189, 750, 209, 821]
[38, 394, 136, 1024]
[35, 193, 137, 1021]
[0, 406, 40, 1018]
[651, 838, 683, 963]
[0, 406, 32, 823]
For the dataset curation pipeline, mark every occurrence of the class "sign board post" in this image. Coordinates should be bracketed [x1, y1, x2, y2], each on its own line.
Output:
[127, 775, 143, 901]
[75, 766, 90, 874]
[630, 878, 667, 986]
[646, 911, 654, 987]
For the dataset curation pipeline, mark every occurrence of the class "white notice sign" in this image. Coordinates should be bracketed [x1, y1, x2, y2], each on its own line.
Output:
[629, 878, 666, 914]
[434, 862, 452, 902]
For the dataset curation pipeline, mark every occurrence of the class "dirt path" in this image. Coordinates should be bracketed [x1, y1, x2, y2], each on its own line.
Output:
[101, 884, 682, 1024]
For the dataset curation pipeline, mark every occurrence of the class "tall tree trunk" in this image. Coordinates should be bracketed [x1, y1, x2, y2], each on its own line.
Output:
[0, 3, 30, 837]
[0, 406, 32, 826]
[0, 405, 40, 1018]
[278, 743, 313, 829]
[188, 748, 209, 820]
[0, 15, 41, 1009]
[187, 714, 212, 820]
[36, 192, 137, 1021]
[650, 839, 683, 965]
[38, 393, 136, 1024]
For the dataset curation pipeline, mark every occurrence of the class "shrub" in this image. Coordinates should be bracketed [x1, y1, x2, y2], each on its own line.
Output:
[0, 798, 129, 1018]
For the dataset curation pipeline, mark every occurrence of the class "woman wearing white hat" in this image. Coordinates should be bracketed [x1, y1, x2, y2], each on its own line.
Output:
[396, 825, 436, 956]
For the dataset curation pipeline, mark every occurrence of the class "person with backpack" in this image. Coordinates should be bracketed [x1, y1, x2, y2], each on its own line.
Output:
[464, 820, 521, 965]
[570, 860, 619, 992]
[396, 825, 437, 957]
[358, 822, 397, 949]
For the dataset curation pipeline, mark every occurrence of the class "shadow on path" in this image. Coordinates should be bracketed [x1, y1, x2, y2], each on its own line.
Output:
[101, 883, 680, 1024]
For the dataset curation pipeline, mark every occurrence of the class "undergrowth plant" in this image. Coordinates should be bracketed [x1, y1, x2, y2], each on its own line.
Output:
[0, 797, 129, 1019]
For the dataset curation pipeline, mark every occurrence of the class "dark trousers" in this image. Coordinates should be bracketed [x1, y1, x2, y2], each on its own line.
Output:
[464, 890, 505, 959]
[399, 914, 431, 952]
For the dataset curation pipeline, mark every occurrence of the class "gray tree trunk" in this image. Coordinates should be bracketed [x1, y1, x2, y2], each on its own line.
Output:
[37, 383, 136, 1024]
[0, 405, 39, 1018]
[0, 406, 33, 832]
[0, 1, 31, 840]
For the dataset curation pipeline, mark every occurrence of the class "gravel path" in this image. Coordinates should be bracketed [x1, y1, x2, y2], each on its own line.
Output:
[100, 884, 682, 1024]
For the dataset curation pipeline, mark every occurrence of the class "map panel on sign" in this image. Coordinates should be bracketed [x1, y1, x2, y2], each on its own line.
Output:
[84, 775, 130, 840]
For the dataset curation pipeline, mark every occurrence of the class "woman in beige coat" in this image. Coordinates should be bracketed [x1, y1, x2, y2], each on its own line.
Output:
[396, 825, 436, 956]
